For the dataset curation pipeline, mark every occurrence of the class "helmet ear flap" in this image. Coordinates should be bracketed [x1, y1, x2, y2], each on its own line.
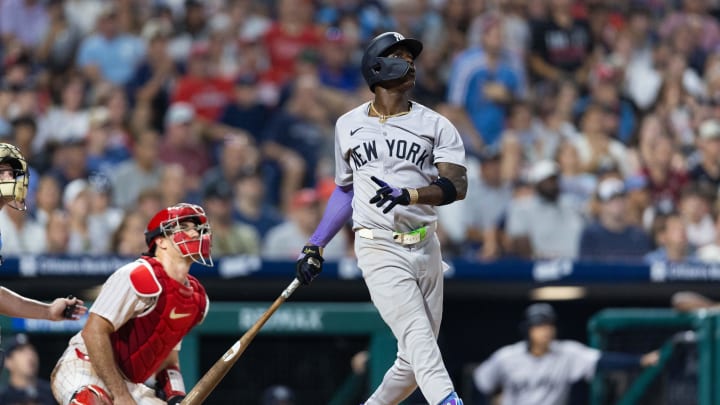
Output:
[144, 228, 163, 249]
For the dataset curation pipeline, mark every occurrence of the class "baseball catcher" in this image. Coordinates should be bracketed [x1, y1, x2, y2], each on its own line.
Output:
[50, 203, 212, 404]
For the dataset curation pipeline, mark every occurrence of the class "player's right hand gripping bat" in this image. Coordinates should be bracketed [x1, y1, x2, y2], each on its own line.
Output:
[180, 276, 304, 405]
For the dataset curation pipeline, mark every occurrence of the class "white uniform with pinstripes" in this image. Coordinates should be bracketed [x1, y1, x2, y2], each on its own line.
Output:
[51, 260, 188, 405]
[335, 101, 466, 404]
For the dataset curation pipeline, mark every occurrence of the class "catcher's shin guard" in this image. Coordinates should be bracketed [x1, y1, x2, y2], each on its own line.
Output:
[70, 384, 113, 405]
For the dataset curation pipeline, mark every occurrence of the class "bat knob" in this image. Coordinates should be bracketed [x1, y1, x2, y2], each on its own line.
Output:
[63, 295, 77, 319]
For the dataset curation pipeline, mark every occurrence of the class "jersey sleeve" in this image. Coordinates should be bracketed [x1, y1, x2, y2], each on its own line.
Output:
[473, 351, 504, 394]
[433, 117, 466, 167]
[334, 122, 353, 186]
[91, 263, 155, 330]
[562, 341, 601, 382]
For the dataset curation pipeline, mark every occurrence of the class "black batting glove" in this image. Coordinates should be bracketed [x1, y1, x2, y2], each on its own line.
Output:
[167, 396, 185, 405]
[296, 244, 324, 285]
[369, 176, 411, 214]
[63, 294, 77, 319]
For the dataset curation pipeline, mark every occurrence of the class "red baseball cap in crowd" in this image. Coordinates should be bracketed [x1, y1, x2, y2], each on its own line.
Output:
[292, 189, 319, 209]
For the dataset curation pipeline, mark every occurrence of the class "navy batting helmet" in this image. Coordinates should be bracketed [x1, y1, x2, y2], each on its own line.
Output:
[525, 303, 557, 327]
[361, 32, 423, 92]
[518, 303, 557, 338]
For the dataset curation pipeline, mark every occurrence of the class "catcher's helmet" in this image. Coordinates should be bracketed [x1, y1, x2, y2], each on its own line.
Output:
[361, 32, 423, 92]
[0, 143, 29, 211]
[145, 203, 213, 266]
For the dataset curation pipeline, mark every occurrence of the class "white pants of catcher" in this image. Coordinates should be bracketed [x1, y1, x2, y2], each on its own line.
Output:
[51, 342, 165, 405]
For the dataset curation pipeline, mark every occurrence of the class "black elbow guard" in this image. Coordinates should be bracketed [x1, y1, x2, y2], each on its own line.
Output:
[432, 177, 457, 205]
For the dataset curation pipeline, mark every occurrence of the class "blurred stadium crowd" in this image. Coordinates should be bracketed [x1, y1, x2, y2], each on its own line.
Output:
[1, 0, 720, 264]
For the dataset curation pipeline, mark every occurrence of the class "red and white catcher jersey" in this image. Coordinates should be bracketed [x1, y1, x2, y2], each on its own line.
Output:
[112, 257, 207, 382]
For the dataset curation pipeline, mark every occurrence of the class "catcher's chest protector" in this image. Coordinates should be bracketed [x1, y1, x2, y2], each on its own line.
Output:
[111, 257, 207, 382]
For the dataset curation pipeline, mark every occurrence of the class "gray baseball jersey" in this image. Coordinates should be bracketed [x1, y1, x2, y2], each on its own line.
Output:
[335, 101, 466, 232]
[334, 100, 465, 404]
[474, 340, 601, 405]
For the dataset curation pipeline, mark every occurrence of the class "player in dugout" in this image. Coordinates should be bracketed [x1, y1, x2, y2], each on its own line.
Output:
[0, 143, 86, 320]
[295, 31, 468, 405]
[473, 303, 660, 405]
[50, 203, 213, 405]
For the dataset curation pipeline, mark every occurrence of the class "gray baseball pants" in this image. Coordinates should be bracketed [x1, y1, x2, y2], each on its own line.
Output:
[356, 228, 454, 405]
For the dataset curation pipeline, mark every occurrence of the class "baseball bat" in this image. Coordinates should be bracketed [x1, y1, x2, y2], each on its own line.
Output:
[181, 278, 302, 405]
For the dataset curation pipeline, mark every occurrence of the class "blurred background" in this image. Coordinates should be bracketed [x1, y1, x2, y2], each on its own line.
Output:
[2, 0, 720, 403]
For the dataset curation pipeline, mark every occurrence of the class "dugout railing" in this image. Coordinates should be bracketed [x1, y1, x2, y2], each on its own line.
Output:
[588, 308, 720, 405]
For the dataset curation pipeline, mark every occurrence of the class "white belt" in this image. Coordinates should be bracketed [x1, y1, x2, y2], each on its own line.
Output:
[357, 223, 436, 246]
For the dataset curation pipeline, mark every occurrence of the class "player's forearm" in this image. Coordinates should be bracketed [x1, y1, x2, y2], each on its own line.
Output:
[82, 321, 133, 401]
[596, 352, 644, 371]
[0, 287, 52, 319]
[414, 163, 467, 206]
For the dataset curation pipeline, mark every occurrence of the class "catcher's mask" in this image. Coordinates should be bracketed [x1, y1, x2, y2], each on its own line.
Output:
[0, 143, 29, 211]
[145, 203, 213, 266]
[361, 32, 423, 92]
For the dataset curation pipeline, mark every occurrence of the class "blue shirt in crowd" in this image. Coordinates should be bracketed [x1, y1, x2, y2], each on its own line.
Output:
[77, 34, 145, 85]
[232, 206, 284, 239]
[446, 47, 522, 147]
[579, 222, 652, 262]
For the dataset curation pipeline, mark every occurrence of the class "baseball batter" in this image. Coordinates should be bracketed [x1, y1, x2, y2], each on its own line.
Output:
[51, 203, 212, 405]
[474, 304, 659, 405]
[0, 143, 85, 320]
[295, 32, 468, 405]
